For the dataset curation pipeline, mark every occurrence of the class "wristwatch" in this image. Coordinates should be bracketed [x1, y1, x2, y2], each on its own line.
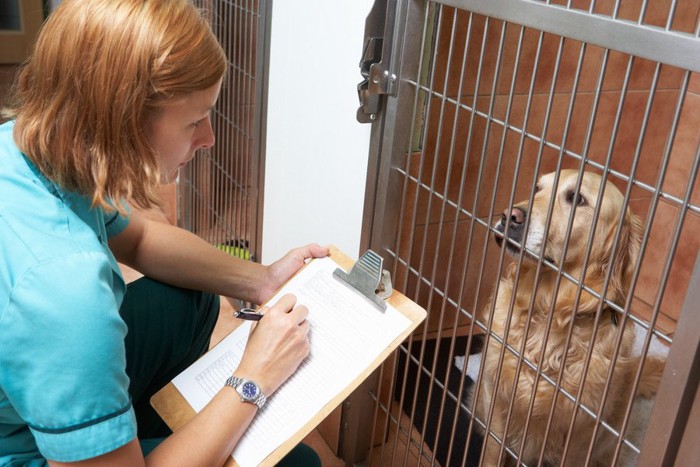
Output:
[225, 375, 267, 409]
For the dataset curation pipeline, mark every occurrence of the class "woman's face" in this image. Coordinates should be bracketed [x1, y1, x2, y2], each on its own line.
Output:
[146, 79, 222, 183]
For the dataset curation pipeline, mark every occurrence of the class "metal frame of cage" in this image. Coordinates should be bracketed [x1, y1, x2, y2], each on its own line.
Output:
[354, 0, 700, 465]
[179, 0, 270, 264]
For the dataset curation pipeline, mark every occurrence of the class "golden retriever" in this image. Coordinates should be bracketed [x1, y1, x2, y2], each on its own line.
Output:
[473, 170, 665, 466]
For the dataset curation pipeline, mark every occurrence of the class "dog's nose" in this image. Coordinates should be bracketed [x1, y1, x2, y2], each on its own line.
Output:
[501, 207, 526, 225]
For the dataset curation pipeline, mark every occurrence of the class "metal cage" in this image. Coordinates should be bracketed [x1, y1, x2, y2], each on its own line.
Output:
[356, 0, 700, 465]
[179, 0, 270, 265]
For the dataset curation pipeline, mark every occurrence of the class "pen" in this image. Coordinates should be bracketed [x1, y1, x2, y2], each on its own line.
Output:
[234, 307, 264, 321]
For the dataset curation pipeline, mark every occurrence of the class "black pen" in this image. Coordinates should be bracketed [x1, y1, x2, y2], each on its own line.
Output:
[233, 307, 264, 321]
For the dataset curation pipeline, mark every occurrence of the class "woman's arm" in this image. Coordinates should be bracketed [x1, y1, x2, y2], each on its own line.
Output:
[108, 209, 328, 304]
[49, 384, 257, 467]
[49, 295, 311, 467]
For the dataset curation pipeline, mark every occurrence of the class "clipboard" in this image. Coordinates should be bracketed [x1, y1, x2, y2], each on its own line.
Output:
[151, 245, 426, 466]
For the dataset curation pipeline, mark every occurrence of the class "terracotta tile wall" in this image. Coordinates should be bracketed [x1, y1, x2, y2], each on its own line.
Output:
[395, 5, 699, 339]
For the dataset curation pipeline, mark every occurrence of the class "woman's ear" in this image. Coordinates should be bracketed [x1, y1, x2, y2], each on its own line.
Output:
[610, 211, 644, 301]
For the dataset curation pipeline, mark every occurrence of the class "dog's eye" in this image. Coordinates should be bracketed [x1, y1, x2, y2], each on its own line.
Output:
[565, 189, 587, 206]
[535, 184, 542, 193]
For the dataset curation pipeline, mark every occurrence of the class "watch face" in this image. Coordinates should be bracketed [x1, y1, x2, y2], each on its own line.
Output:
[241, 381, 259, 399]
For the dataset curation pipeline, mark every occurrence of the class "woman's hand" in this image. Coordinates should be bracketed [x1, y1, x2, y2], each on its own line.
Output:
[255, 244, 329, 305]
[233, 294, 311, 396]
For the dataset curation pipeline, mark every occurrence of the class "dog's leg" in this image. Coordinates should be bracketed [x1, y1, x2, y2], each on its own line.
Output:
[481, 398, 509, 467]
[482, 427, 507, 467]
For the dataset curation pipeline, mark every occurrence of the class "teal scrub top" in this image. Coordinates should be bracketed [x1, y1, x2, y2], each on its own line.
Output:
[0, 121, 137, 465]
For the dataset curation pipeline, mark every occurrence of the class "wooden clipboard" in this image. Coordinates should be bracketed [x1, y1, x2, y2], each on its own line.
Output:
[151, 246, 426, 466]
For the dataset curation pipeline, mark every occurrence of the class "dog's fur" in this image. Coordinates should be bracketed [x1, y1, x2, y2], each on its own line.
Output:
[473, 170, 665, 466]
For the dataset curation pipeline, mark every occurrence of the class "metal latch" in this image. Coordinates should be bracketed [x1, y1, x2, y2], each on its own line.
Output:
[356, 0, 398, 123]
[357, 37, 383, 123]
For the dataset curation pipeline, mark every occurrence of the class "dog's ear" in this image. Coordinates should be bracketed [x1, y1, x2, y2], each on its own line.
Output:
[609, 210, 644, 301]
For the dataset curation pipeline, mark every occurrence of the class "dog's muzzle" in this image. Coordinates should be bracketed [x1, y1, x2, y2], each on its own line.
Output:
[495, 206, 527, 254]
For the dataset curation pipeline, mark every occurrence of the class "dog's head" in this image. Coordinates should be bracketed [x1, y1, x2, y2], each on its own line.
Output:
[494, 170, 643, 300]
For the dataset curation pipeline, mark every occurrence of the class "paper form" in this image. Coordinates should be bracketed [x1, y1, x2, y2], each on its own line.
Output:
[172, 256, 412, 466]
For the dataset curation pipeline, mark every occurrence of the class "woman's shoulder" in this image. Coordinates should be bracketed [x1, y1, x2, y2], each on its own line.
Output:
[1, 125, 106, 262]
[0, 120, 23, 172]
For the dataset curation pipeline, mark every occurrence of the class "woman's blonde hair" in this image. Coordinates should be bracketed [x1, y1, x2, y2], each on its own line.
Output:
[3, 0, 227, 212]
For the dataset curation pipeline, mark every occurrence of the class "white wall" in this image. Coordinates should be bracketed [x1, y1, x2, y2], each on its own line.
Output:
[261, 0, 374, 264]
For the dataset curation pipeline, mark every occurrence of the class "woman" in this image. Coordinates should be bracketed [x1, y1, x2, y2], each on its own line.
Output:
[0, 1, 327, 465]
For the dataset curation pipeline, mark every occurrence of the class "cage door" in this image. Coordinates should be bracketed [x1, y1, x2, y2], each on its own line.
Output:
[355, 0, 700, 465]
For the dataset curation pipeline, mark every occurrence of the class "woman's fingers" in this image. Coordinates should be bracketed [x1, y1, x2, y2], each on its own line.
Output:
[293, 243, 330, 262]
[267, 293, 297, 314]
[265, 293, 308, 326]
[256, 244, 328, 304]
[289, 303, 309, 325]
[236, 294, 313, 396]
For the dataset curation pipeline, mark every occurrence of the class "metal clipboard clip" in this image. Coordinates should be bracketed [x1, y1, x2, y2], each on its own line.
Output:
[333, 250, 393, 311]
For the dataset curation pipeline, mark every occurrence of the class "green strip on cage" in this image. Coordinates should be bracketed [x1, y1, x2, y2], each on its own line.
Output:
[216, 239, 250, 260]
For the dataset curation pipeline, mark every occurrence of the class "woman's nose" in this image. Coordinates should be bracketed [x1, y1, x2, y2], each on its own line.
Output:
[197, 117, 215, 149]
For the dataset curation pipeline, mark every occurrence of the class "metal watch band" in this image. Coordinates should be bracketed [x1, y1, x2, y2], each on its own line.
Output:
[225, 375, 267, 409]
